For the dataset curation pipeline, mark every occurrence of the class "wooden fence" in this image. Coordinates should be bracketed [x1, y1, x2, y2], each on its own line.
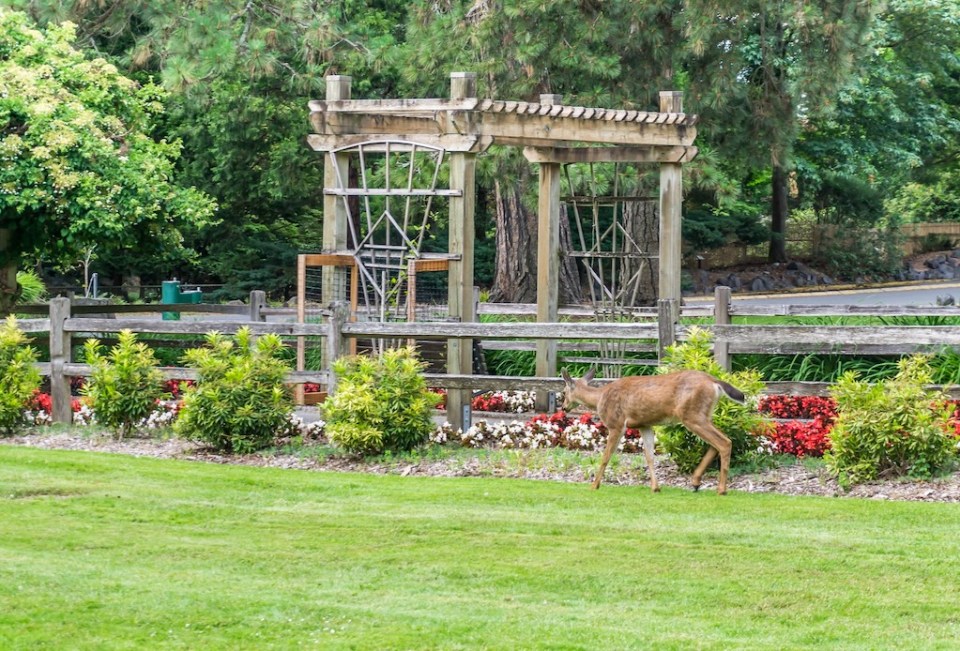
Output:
[13, 286, 960, 428]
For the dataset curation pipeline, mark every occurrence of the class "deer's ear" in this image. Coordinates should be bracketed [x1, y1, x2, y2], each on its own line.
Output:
[561, 368, 572, 383]
[583, 367, 596, 382]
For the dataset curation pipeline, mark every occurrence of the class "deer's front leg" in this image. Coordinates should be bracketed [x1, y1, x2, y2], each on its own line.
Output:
[592, 424, 625, 490]
[641, 428, 659, 492]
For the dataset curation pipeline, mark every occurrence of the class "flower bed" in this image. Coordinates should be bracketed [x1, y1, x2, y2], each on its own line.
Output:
[432, 390, 538, 414]
[22, 391, 324, 439]
[434, 410, 644, 453]
[757, 395, 837, 458]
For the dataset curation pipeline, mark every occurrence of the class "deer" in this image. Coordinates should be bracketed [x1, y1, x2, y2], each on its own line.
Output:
[560, 367, 745, 495]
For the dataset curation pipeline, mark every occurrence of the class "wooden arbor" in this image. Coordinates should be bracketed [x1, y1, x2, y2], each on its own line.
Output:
[308, 72, 698, 425]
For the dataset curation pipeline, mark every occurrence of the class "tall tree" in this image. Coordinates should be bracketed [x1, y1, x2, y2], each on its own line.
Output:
[9, 0, 408, 297]
[402, 1, 685, 304]
[0, 10, 215, 308]
[684, 1, 877, 262]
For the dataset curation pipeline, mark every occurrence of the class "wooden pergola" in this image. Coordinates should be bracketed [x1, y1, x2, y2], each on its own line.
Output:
[308, 72, 698, 425]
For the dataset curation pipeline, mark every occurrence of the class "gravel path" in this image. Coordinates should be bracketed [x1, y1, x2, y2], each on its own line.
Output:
[4, 430, 960, 503]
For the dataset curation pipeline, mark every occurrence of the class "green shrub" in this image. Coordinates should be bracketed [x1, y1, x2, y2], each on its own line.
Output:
[175, 328, 293, 453]
[15, 270, 46, 304]
[825, 355, 958, 485]
[0, 316, 42, 434]
[326, 422, 384, 457]
[82, 331, 167, 439]
[323, 346, 441, 456]
[656, 327, 771, 472]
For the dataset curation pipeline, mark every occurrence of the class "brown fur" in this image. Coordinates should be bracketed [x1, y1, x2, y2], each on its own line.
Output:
[560, 368, 744, 495]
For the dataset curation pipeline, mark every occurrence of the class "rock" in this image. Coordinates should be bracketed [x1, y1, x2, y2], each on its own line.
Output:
[786, 261, 813, 275]
[720, 274, 742, 291]
[926, 255, 948, 269]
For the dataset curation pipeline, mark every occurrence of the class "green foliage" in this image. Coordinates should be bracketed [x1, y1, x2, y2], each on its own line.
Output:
[81, 330, 167, 439]
[656, 327, 771, 473]
[175, 328, 293, 453]
[14, 270, 45, 304]
[886, 168, 960, 224]
[325, 422, 384, 457]
[826, 355, 958, 485]
[735, 352, 902, 384]
[484, 348, 536, 377]
[0, 315, 41, 434]
[805, 173, 902, 280]
[0, 9, 216, 283]
[682, 201, 768, 251]
[323, 346, 441, 456]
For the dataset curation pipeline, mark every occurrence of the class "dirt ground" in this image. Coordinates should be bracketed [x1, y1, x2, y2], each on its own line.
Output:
[4, 431, 959, 503]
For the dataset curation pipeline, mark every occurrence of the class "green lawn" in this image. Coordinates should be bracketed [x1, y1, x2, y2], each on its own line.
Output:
[2, 446, 959, 650]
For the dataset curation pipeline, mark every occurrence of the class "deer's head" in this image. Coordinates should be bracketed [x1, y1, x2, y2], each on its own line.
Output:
[560, 367, 596, 411]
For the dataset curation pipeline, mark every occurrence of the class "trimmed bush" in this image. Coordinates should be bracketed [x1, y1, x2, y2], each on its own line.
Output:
[82, 330, 167, 439]
[0, 316, 42, 434]
[655, 327, 771, 472]
[826, 355, 959, 484]
[323, 346, 441, 455]
[175, 328, 293, 453]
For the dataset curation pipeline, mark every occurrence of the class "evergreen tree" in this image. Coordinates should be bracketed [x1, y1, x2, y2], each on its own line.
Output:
[683, 1, 877, 262]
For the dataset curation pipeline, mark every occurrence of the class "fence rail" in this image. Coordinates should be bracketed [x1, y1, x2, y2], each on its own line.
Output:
[10, 286, 960, 428]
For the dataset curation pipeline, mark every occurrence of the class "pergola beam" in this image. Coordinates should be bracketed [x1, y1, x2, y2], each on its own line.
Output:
[313, 111, 695, 148]
[307, 133, 489, 153]
[523, 145, 698, 164]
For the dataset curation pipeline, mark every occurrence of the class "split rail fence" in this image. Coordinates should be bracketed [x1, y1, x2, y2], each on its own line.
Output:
[12, 286, 960, 428]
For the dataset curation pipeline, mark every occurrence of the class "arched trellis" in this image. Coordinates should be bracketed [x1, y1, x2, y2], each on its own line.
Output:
[563, 162, 660, 378]
[308, 73, 698, 425]
[325, 139, 456, 324]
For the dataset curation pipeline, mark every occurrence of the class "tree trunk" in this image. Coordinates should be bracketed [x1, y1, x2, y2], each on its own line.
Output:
[489, 180, 581, 304]
[620, 198, 659, 306]
[0, 228, 19, 311]
[769, 163, 789, 263]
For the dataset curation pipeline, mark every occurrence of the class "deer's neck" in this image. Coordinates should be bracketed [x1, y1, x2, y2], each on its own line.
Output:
[575, 383, 604, 410]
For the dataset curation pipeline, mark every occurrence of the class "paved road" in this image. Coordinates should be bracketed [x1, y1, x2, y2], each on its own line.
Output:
[688, 281, 960, 307]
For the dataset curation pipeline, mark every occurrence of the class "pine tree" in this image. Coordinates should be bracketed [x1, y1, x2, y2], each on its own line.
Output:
[683, 1, 877, 262]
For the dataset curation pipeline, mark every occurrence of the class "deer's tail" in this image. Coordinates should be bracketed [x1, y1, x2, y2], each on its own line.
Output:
[715, 380, 746, 404]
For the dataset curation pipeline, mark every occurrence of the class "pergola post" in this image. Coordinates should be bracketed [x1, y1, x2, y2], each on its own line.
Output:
[310, 75, 353, 399]
[535, 93, 563, 413]
[446, 72, 477, 430]
[322, 75, 352, 301]
[658, 90, 684, 327]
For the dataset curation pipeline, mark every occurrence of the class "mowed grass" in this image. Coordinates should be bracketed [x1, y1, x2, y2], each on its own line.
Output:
[1, 447, 959, 650]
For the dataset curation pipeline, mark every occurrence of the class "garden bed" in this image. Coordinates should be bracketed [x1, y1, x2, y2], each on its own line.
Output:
[4, 428, 959, 503]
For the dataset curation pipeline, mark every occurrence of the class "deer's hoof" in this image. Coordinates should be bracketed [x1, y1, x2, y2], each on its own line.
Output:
[692, 484, 700, 492]
[652, 486, 661, 493]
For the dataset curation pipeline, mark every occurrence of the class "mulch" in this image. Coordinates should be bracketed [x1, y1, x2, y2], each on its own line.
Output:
[4, 430, 959, 503]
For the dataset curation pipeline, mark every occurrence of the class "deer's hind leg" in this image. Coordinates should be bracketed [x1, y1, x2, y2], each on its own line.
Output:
[592, 422, 626, 490]
[684, 418, 732, 495]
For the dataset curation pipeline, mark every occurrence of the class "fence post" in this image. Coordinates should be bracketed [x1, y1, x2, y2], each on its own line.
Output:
[248, 290, 266, 322]
[49, 296, 72, 424]
[326, 301, 349, 394]
[657, 298, 678, 360]
[714, 286, 732, 371]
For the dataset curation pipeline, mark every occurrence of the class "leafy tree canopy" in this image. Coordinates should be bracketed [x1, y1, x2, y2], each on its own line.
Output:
[0, 9, 216, 302]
